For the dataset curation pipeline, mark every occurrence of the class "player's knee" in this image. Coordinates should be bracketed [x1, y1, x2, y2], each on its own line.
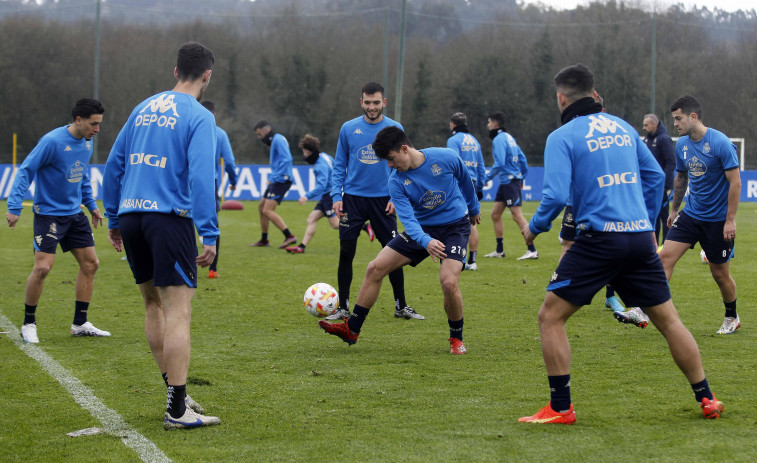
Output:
[32, 264, 52, 280]
[365, 260, 386, 281]
[439, 275, 458, 295]
[82, 257, 99, 275]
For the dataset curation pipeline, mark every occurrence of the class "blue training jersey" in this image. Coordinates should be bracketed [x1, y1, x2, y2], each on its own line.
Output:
[102, 91, 219, 244]
[447, 131, 485, 193]
[331, 115, 403, 201]
[307, 153, 335, 200]
[215, 126, 237, 186]
[529, 112, 664, 235]
[486, 130, 528, 185]
[389, 148, 480, 249]
[7, 126, 98, 217]
[675, 128, 738, 222]
[268, 133, 293, 183]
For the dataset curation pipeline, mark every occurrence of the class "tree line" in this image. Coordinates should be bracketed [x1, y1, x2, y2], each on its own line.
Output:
[1, 0, 755, 169]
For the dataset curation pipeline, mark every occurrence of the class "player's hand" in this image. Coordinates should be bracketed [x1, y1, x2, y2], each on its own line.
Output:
[470, 213, 481, 226]
[90, 209, 104, 229]
[426, 239, 447, 263]
[6, 212, 19, 229]
[476, 191, 483, 201]
[667, 209, 678, 229]
[385, 201, 395, 215]
[107, 228, 123, 252]
[723, 220, 736, 242]
[230, 184, 237, 191]
[298, 196, 308, 205]
[196, 244, 217, 267]
[333, 200, 344, 218]
[521, 223, 536, 245]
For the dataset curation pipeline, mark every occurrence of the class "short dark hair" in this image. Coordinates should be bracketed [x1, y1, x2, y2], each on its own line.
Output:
[450, 112, 467, 127]
[201, 100, 216, 113]
[488, 112, 506, 130]
[670, 95, 703, 120]
[253, 119, 270, 131]
[554, 64, 595, 101]
[373, 126, 413, 160]
[71, 98, 105, 120]
[362, 81, 385, 98]
[176, 42, 214, 81]
[298, 134, 320, 153]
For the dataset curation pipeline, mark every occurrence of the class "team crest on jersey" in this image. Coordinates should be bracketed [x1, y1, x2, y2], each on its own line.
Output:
[686, 156, 706, 177]
[357, 144, 379, 164]
[404, 179, 413, 185]
[64, 146, 72, 152]
[35, 235, 43, 246]
[49, 222, 57, 234]
[66, 160, 85, 183]
[431, 164, 442, 176]
[565, 211, 573, 223]
[354, 129, 363, 135]
[703, 142, 711, 154]
[420, 190, 446, 209]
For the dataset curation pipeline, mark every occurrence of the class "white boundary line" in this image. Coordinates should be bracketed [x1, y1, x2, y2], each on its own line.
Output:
[0, 313, 171, 463]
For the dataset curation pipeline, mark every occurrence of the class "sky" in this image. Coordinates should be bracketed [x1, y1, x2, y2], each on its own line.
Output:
[524, 0, 756, 13]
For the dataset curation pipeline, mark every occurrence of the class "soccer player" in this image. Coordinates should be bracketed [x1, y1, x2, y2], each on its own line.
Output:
[642, 113, 676, 245]
[249, 120, 297, 249]
[102, 42, 221, 429]
[6, 98, 110, 344]
[447, 112, 484, 271]
[519, 64, 723, 424]
[483, 112, 537, 260]
[328, 82, 422, 321]
[285, 134, 340, 254]
[659, 95, 741, 335]
[201, 100, 238, 278]
[319, 127, 481, 354]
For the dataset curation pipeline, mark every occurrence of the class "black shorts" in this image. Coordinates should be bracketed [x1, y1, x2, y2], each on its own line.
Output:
[33, 212, 94, 254]
[548, 231, 671, 307]
[339, 193, 397, 244]
[314, 193, 336, 218]
[387, 216, 471, 267]
[119, 213, 198, 288]
[263, 181, 293, 204]
[559, 205, 577, 242]
[665, 210, 734, 264]
[494, 180, 522, 207]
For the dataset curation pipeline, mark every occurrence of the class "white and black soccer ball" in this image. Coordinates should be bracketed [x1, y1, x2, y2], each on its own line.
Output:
[304, 283, 339, 317]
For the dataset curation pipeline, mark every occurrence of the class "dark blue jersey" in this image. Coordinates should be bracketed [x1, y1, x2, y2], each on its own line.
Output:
[675, 128, 738, 221]
[486, 130, 528, 185]
[307, 153, 335, 200]
[389, 148, 480, 249]
[268, 133, 293, 183]
[447, 131, 485, 192]
[331, 116, 403, 201]
[530, 112, 664, 236]
[7, 126, 97, 216]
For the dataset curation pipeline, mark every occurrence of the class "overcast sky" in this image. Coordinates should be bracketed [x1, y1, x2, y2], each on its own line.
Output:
[522, 0, 755, 13]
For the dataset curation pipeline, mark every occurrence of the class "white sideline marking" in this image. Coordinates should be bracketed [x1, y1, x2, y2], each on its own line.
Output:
[0, 314, 171, 463]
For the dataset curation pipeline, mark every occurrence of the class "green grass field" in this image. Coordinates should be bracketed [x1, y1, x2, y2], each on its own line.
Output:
[1, 201, 756, 462]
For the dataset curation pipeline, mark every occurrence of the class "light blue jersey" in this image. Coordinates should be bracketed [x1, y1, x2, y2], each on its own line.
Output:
[268, 133, 293, 183]
[307, 153, 334, 200]
[389, 148, 480, 249]
[331, 116, 403, 202]
[447, 131, 485, 193]
[486, 130, 528, 185]
[102, 91, 219, 244]
[675, 128, 738, 221]
[530, 112, 664, 236]
[7, 126, 97, 216]
[215, 126, 237, 187]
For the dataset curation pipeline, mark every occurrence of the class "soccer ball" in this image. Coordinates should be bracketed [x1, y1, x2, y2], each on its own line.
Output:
[700, 249, 709, 264]
[304, 283, 339, 317]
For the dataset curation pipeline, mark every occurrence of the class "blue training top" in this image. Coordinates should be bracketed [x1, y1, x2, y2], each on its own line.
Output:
[7, 126, 98, 216]
[331, 115, 403, 202]
[268, 133, 293, 184]
[389, 148, 480, 249]
[306, 153, 335, 200]
[485, 130, 528, 185]
[102, 91, 219, 244]
[530, 112, 664, 236]
[675, 128, 739, 222]
[215, 126, 238, 186]
[447, 131, 485, 194]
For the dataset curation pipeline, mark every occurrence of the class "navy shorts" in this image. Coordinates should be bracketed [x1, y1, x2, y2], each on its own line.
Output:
[387, 216, 471, 267]
[339, 193, 397, 244]
[119, 213, 198, 288]
[548, 231, 671, 307]
[314, 193, 336, 218]
[262, 181, 293, 204]
[494, 180, 522, 207]
[33, 212, 94, 254]
[559, 205, 577, 242]
[666, 210, 734, 264]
